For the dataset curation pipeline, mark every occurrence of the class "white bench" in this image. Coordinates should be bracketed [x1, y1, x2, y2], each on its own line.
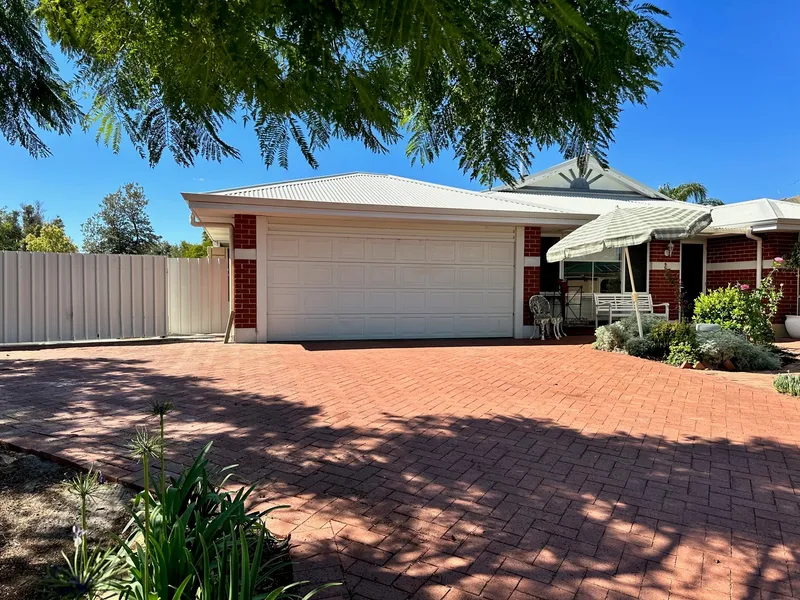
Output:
[593, 293, 669, 328]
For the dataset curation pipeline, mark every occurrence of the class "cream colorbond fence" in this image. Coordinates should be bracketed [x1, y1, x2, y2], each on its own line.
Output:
[0, 251, 228, 344]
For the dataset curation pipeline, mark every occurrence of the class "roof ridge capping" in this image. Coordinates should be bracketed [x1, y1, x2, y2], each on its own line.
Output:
[203, 171, 376, 195]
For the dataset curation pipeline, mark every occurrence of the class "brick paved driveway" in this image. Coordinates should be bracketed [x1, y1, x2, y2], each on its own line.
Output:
[2, 339, 800, 600]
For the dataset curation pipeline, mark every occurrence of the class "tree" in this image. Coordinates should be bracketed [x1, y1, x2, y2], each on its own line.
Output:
[0, 208, 22, 250]
[0, 202, 65, 250]
[0, 0, 79, 158]
[658, 182, 724, 206]
[35, 0, 681, 184]
[23, 221, 77, 252]
[174, 232, 212, 258]
[81, 183, 162, 254]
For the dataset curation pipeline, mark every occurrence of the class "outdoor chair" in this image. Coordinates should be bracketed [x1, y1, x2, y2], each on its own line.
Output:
[529, 295, 566, 341]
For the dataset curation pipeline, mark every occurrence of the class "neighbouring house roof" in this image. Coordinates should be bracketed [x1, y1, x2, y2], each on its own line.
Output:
[485, 189, 707, 217]
[707, 198, 800, 233]
[183, 172, 597, 243]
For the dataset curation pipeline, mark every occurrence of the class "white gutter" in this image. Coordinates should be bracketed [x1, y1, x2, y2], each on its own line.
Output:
[746, 227, 763, 287]
[191, 213, 236, 342]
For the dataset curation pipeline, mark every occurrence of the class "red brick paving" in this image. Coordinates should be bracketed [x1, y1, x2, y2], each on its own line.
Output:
[2, 339, 800, 599]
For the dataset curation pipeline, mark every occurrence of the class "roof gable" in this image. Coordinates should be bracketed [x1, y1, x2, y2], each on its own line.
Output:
[495, 156, 669, 200]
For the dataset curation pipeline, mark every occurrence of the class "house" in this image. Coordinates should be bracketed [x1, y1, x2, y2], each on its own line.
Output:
[183, 157, 799, 342]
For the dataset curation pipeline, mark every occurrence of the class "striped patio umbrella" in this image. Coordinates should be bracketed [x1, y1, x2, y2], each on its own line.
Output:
[546, 205, 712, 336]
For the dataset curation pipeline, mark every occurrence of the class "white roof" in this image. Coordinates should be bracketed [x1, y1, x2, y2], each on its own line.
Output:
[708, 198, 800, 232]
[206, 172, 568, 214]
[486, 189, 709, 217]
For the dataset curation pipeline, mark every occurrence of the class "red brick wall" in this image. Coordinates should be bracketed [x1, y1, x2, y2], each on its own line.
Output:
[648, 240, 681, 319]
[233, 214, 257, 330]
[706, 269, 756, 291]
[707, 236, 757, 263]
[704, 233, 798, 322]
[233, 259, 257, 328]
[233, 214, 256, 249]
[523, 227, 541, 326]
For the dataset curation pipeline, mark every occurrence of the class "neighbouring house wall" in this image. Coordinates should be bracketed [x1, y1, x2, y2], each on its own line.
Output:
[648, 240, 681, 319]
[706, 233, 798, 322]
[233, 214, 257, 333]
[523, 227, 541, 325]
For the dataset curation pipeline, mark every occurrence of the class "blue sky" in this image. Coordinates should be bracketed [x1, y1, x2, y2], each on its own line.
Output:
[1, 0, 798, 246]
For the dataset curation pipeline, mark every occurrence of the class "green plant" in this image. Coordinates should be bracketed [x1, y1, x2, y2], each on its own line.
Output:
[624, 336, 655, 358]
[666, 341, 699, 366]
[46, 467, 121, 599]
[649, 321, 696, 355]
[773, 373, 800, 396]
[693, 263, 784, 344]
[695, 329, 782, 371]
[149, 398, 174, 495]
[593, 322, 627, 352]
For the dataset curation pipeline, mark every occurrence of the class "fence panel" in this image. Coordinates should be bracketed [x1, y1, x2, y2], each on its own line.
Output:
[0, 251, 169, 343]
[166, 257, 229, 335]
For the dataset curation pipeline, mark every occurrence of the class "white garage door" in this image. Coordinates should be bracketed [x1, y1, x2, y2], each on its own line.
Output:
[265, 224, 516, 341]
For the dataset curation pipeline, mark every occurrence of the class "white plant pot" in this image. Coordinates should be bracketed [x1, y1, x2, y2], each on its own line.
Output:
[786, 315, 800, 338]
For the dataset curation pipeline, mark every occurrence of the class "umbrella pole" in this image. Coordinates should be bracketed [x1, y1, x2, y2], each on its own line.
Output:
[624, 247, 644, 337]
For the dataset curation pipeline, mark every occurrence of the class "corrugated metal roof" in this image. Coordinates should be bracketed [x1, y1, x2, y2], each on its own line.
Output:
[207, 172, 568, 214]
[485, 190, 706, 217]
[709, 198, 800, 229]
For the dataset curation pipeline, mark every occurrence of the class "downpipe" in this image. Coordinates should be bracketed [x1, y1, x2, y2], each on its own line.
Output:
[746, 227, 762, 287]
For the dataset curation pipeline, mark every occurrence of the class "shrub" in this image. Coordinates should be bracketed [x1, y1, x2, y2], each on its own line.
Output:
[649, 321, 695, 356]
[615, 314, 665, 338]
[773, 373, 800, 396]
[624, 336, 655, 358]
[695, 329, 781, 371]
[693, 267, 783, 344]
[594, 314, 663, 353]
[593, 322, 627, 352]
[666, 341, 699, 366]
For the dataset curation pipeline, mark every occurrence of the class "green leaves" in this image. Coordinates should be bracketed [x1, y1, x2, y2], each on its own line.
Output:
[33, 0, 681, 184]
[0, 0, 80, 157]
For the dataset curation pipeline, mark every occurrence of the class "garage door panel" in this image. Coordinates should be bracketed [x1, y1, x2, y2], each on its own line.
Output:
[334, 264, 366, 286]
[302, 264, 333, 286]
[459, 243, 485, 263]
[430, 266, 456, 286]
[368, 240, 396, 261]
[399, 267, 427, 287]
[427, 241, 457, 262]
[398, 291, 426, 311]
[398, 240, 426, 262]
[334, 238, 366, 260]
[488, 243, 515, 263]
[266, 228, 515, 340]
[302, 238, 333, 260]
[488, 267, 514, 287]
[367, 265, 396, 286]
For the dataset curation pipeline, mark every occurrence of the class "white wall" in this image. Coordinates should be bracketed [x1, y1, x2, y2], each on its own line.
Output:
[0, 252, 229, 344]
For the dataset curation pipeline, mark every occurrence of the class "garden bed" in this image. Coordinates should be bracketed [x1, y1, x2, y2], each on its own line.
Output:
[0, 448, 132, 599]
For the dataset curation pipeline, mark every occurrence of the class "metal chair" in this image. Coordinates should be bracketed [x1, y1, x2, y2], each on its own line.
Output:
[529, 295, 565, 340]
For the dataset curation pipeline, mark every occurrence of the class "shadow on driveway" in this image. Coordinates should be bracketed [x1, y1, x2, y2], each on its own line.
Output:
[0, 347, 798, 599]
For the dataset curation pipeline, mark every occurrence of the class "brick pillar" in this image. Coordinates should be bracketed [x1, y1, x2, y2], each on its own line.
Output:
[523, 227, 541, 326]
[648, 241, 681, 320]
[233, 214, 257, 333]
